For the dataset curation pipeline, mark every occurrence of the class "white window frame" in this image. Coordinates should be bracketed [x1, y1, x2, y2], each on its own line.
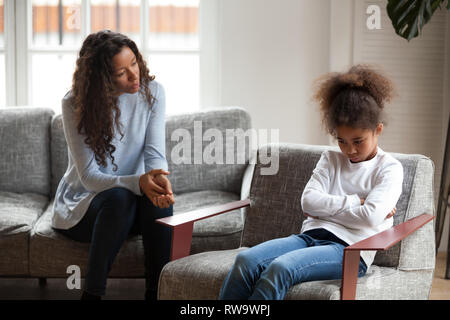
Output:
[3, 0, 220, 109]
[3, 0, 17, 106]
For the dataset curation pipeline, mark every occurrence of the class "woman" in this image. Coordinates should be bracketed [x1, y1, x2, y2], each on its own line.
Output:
[51, 30, 175, 300]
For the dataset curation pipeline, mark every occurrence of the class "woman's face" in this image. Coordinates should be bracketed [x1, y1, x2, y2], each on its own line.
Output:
[335, 124, 383, 163]
[112, 46, 140, 95]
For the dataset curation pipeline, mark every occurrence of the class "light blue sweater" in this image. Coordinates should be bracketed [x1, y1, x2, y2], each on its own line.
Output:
[52, 81, 168, 230]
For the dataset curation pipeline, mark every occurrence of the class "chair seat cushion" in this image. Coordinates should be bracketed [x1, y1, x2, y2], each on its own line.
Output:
[159, 248, 434, 300]
[159, 248, 247, 300]
[0, 191, 49, 275]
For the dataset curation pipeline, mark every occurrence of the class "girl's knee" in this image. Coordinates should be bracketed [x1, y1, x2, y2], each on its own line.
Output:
[229, 250, 257, 277]
[235, 250, 256, 270]
[266, 259, 288, 277]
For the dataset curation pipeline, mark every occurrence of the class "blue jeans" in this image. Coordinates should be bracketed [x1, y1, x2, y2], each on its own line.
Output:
[54, 187, 173, 296]
[219, 232, 367, 300]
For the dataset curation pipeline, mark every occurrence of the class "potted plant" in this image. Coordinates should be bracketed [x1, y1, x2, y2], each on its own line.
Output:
[387, 0, 449, 41]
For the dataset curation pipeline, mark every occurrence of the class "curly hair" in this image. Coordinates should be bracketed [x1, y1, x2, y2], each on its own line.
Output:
[312, 64, 395, 136]
[71, 30, 155, 171]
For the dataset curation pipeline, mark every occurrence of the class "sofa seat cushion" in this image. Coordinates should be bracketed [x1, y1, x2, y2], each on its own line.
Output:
[174, 190, 243, 254]
[29, 200, 145, 278]
[29, 190, 243, 277]
[0, 191, 49, 275]
[174, 190, 242, 236]
[0, 191, 49, 236]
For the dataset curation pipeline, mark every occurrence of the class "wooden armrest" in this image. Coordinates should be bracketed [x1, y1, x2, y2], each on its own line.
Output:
[341, 213, 434, 300]
[156, 199, 251, 261]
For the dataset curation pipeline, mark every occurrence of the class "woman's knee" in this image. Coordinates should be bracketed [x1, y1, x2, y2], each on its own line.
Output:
[97, 187, 136, 219]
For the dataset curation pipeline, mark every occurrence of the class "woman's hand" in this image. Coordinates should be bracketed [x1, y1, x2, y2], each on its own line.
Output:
[139, 169, 175, 208]
[150, 173, 175, 208]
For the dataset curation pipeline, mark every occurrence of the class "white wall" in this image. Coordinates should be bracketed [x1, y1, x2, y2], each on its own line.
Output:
[217, 0, 331, 146]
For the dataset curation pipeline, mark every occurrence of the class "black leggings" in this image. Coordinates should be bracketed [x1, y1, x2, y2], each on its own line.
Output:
[54, 187, 173, 296]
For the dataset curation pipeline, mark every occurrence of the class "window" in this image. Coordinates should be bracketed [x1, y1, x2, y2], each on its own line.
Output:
[2, 0, 208, 114]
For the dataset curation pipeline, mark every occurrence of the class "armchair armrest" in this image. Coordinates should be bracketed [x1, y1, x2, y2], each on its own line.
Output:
[341, 213, 434, 300]
[156, 199, 251, 260]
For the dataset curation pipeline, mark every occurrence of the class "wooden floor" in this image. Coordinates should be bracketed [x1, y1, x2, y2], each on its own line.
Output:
[0, 252, 449, 300]
[430, 252, 450, 300]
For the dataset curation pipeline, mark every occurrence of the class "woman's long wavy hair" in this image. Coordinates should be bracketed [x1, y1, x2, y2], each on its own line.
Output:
[72, 30, 155, 171]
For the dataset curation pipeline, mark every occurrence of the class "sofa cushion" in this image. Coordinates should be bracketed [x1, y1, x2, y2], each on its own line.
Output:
[174, 190, 243, 254]
[0, 191, 49, 236]
[174, 190, 242, 237]
[0, 107, 54, 196]
[166, 107, 252, 195]
[29, 190, 243, 277]
[0, 191, 49, 275]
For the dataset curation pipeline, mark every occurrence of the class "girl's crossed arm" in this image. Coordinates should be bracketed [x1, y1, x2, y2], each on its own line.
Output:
[301, 152, 361, 218]
[319, 163, 403, 230]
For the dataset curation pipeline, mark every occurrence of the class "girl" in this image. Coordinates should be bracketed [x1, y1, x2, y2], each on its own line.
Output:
[219, 64, 403, 300]
[51, 30, 175, 300]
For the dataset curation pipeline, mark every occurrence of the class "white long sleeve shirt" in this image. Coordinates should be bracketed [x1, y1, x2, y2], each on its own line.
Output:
[300, 147, 403, 268]
[52, 81, 168, 230]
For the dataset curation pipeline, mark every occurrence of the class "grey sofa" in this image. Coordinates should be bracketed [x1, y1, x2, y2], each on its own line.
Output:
[158, 143, 436, 300]
[0, 106, 251, 279]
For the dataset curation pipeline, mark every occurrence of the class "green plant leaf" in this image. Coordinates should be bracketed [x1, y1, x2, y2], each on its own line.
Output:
[386, 0, 444, 41]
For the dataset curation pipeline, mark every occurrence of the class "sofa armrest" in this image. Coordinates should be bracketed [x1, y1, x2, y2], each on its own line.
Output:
[156, 199, 251, 260]
[341, 213, 434, 300]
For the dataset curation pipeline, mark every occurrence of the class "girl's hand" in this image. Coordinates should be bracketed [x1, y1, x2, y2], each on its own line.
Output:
[361, 198, 395, 219]
[386, 207, 396, 219]
[139, 169, 175, 208]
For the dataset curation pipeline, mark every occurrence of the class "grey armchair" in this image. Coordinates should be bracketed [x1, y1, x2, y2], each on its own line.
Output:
[157, 143, 436, 300]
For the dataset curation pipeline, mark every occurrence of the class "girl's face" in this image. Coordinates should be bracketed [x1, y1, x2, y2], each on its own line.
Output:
[335, 124, 383, 163]
[112, 46, 140, 95]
